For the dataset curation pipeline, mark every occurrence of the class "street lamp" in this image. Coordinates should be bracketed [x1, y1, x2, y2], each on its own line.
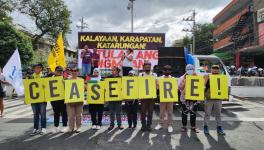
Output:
[127, 0, 135, 33]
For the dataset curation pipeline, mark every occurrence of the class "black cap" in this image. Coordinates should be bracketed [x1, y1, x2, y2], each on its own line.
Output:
[33, 63, 43, 68]
[55, 66, 63, 71]
[163, 65, 172, 70]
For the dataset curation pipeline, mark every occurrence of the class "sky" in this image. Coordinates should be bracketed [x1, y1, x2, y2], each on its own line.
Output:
[11, 0, 231, 48]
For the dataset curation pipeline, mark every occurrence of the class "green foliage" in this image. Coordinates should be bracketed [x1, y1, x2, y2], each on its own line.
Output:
[172, 23, 215, 55]
[0, 0, 16, 22]
[0, 21, 34, 68]
[194, 23, 215, 55]
[17, 0, 71, 45]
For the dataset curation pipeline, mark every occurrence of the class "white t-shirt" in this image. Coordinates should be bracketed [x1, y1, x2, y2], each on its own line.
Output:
[122, 53, 133, 67]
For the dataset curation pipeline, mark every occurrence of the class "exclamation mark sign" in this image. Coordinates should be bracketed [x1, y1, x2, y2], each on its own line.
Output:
[217, 78, 221, 95]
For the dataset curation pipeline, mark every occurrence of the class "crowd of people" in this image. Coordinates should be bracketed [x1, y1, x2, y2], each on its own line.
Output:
[0, 47, 226, 136]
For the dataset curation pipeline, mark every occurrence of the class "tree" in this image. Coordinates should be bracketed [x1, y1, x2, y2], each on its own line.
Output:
[0, 21, 34, 68]
[172, 23, 215, 55]
[17, 0, 71, 47]
[0, 0, 16, 22]
[194, 23, 215, 55]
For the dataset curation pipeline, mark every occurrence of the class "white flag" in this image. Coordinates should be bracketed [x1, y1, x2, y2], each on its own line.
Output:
[3, 49, 24, 96]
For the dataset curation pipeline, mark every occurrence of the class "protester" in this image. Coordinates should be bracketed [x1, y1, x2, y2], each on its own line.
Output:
[91, 48, 100, 75]
[89, 68, 104, 130]
[121, 48, 134, 76]
[204, 65, 226, 135]
[30, 63, 47, 135]
[107, 66, 124, 130]
[63, 67, 84, 133]
[155, 65, 174, 133]
[81, 45, 92, 77]
[125, 70, 138, 129]
[0, 67, 10, 118]
[50, 66, 68, 133]
[139, 61, 158, 132]
[178, 64, 200, 133]
[63, 66, 72, 79]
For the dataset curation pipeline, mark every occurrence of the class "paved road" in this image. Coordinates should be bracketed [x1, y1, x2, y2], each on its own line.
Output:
[0, 97, 264, 150]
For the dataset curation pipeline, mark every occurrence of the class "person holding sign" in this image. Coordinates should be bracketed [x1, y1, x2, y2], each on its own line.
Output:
[125, 70, 139, 129]
[139, 61, 157, 132]
[178, 64, 200, 133]
[63, 67, 84, 133]
[121, 48, 134, 76]
[107, 67, 124, 130]
[88, 68, 104, 130]
[203, 65, 226, 135]
[155, 65, 174, 133]
[50, 66, 68, 133]
[30, 64, 47, 135]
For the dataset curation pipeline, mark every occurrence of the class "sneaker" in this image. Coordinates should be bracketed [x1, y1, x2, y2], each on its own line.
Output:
[191, 127, 200, 133]
[96, 126, 101, 130]
[53, 127, 61, 133]
[155, 124, 163, 130]
[181, 127, 187, 132]
[76, 127, 81, 133]
[118, 125, 124, 130]
[62, 127, 73, 133]
[168, 126, 173, 133]
[204, 126, 209, 134]
[146, 125, 152, 132]
[40, 128, 46, 135]
[132, 125, 137, 129]
[108, 126, 114, 131]
[92, 125, 97, 130]
[141, 126, 147, 132]
[30, 129, 39, 136]
[217, 126, 226, 135]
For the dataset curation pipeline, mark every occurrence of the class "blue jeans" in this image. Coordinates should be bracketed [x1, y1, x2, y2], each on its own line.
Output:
[82, 63, 91, 76]
[31, 103, 47, 129]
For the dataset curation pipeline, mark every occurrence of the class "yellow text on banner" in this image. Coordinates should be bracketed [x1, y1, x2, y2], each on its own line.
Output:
[65, 79, 84, 103]
[43, 76, 64, 102]
[138, 76, 157, 99]
[159, 78, 178, 102]
[185, 75, 205, 101]
[209, 75, 229, 100]
[122, 77, 138, 99]
[24, 79, 46, 104]
[87, 81, 105, 104]
[48, 32, 66, 72]
[105, 78, 122, 101]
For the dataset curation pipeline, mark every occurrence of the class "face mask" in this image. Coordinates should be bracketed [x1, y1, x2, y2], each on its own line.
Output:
[186, 70, 194, 75]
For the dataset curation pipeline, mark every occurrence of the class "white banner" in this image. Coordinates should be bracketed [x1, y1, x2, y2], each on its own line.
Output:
[3, 49, 24, 96]
[78, 49, 158, 70]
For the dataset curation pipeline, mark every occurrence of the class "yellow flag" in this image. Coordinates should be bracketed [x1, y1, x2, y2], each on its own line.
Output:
[138, 76, 157, 99]
[105, 78, 122, 101]
[159, 78, 178, 102]
[48, 32, 66, 72]
[209, 75, 229, 100]
[185, 75, 205, 101]
[87, 81, 105, 104]
[122, 77, 139, 100]
[43, 76, 65, 102]
[24, 79, 46, 105]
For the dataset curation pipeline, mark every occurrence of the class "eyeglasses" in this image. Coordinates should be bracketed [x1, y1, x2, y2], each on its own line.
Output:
[71, 70, 78, 72]
[212, 67, 220, 70]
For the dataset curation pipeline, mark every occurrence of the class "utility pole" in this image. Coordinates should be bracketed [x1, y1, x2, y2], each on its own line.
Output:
[76, 17, 89, 32]
[182, 10, 196, 54]
[127, 0, 135, 33]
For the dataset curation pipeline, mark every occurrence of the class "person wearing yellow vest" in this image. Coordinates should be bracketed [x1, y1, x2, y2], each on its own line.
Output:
[30, 63, 47, 135]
